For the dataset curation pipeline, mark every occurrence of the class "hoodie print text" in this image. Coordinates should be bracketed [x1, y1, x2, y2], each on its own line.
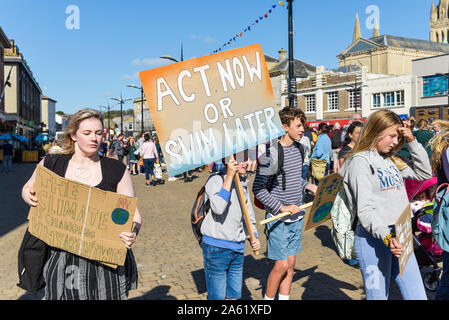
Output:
[376, 165, 404, 191]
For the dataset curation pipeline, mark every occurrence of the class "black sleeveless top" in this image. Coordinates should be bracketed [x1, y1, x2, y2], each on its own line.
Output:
[43, 153, 126, 192]
[42, 153, 137, 300]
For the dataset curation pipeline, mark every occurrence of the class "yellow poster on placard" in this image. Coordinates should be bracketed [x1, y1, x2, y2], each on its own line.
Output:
[139, 44, 284, 176]
[27, 165, 136, 267]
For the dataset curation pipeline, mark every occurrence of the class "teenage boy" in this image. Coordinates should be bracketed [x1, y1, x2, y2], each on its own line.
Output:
[253, 107, 317, 300]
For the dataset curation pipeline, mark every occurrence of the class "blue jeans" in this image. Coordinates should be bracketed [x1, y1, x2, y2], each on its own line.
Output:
[436, 251, 449, 300]
[2, 155, 12, 173]
[354, 225, 427, 300]
[202, 243, 244, 300]
[302, 164, 309, 180]
[143, 158, 155, 180]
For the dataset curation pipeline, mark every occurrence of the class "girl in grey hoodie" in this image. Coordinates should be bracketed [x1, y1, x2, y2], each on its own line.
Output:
[201, 158, 260, 300]
[339, 110, 432, 300]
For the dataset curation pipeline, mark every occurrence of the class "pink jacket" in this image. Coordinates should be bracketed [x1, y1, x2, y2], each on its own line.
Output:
[140, 141, 158, 159]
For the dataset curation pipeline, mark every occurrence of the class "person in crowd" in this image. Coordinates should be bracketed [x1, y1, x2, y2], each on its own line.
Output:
[114, 133, 125, 163]
[299, 134, 311, 181]
[303, 124, 314, 148]
[338, 121, 364, 167]
[339, 109, 432, 300]
[330, 122, 342, 173]
[128, 136, 139, 175]
[413, 119, 434, 158]
[429, 122, 449, 299]
[341, 113, 363, 144]
[139, 133, 159, 187]
[21, 108, 141, 300]
[253, 107, 317, 300]
[48, 140, 63, 155]
[153, 136, 164, 166]
[409, 116, 417, 132]
[1, 140, 14, 174]
[432, 120, 449, 135]
[201, 156, 260, 300]
[310, 122, 332, 181]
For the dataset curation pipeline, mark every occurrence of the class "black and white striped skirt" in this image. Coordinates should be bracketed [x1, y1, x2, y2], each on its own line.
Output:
[43, 248, 138, 300]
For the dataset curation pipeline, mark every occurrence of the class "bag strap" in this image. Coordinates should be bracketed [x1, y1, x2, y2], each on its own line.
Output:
[435, 183, 449, 203]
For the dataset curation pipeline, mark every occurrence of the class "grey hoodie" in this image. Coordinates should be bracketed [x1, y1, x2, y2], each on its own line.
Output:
[338, 139, 432, 241]
[200, 174, 258, 243]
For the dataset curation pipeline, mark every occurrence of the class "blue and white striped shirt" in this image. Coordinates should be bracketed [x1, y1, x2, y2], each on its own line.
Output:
[253, 141, 309, 222]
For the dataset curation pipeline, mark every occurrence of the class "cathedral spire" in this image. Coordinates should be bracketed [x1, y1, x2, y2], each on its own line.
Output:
[373, 18, 380, 38]
[353, 13, 361, 43]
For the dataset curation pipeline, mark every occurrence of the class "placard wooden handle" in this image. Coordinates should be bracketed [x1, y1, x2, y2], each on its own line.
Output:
[259, 201, 314, 225]
[234, 172, 259, 255]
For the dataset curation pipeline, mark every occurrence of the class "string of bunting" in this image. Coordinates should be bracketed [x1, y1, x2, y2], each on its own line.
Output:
[212, 1, 286, 54]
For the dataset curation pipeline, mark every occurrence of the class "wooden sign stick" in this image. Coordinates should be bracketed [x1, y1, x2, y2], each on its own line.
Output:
[259, 202, 314, 225]
[231, 155, 259, 256]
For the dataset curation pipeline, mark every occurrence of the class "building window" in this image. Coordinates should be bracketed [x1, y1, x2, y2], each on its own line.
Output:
[305, 94, 315, 113]
[328, 91, 339, 111]
[349, 89, 361, 110]
[383, 92, 395, 107]
[423, 74, 448, 97]
[372, 90, 405, 108]
[373, 93, 381, 108]
[396, 90, 404, 106]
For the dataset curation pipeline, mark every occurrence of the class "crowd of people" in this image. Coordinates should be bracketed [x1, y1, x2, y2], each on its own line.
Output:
[14, 105, 449, 301]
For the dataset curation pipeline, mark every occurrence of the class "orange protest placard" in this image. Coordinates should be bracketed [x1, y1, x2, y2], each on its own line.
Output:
[139, 44, 284, 176]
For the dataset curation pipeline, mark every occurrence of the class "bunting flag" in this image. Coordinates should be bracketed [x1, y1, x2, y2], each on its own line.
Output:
[211, 1, 287, 54]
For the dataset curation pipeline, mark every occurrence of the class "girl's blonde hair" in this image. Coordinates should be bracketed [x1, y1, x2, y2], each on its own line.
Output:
[429, 121, 449, 172]
[432, 119, 449, 131]
[62, 109, 104, 154]
[347, 109, 405, 159]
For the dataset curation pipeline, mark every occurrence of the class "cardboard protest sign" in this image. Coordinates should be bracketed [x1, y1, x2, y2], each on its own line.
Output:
[27, 165, 136, 267]
[139, 44, 284, 176]
[395, 203, 413, 278]
[304, 173, 343, 231]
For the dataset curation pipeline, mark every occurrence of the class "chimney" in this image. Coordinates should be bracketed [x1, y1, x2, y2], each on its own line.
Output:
[278, 48, 287, 61]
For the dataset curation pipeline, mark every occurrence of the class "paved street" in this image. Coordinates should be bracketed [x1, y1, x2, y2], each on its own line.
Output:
[0, 162, 437, 300]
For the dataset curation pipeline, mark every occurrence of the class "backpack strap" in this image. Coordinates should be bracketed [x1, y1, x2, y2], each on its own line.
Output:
[276, 141, 286, 191]
[435, 183, 449, 203]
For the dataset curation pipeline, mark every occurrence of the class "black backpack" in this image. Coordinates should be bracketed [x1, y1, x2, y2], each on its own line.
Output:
[17, 229, 50, 292]
[191, 172, 224, 246]
[254, 140, 304, 210]
[17, 156, 58, 292]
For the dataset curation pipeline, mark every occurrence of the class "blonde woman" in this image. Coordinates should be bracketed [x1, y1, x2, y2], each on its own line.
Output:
[432, 119, 449, 135]
[21, 109, 141, 300]
[339, 110, 432, 300]
[429, 128, 449, 299]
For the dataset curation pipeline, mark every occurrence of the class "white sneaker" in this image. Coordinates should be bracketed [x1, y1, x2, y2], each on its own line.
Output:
[168, 177, 177, 182]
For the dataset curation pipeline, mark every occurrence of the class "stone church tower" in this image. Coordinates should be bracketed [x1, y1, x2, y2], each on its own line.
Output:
[430, 0, 449, 42]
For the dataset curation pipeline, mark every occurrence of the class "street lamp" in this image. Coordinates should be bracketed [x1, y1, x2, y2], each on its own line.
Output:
[126, 84, 145, 133]
[99, 104, 117, 140]
[287, 0, 296, 107]
[110, 93, 131, 135]
[160, 43, 184, 63]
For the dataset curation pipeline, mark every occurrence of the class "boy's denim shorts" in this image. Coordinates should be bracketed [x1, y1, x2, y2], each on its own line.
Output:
[265, 213, 304, 261]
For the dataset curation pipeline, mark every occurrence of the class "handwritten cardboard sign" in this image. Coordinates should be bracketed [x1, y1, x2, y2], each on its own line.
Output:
[395, 203, 413, 278]
[139, 44, 284, 176]
[27, 165, 136, 267]
[304, 173, 343, 231]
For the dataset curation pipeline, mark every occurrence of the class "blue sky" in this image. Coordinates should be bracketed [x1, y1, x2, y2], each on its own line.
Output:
[0, 0, 433, 114]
